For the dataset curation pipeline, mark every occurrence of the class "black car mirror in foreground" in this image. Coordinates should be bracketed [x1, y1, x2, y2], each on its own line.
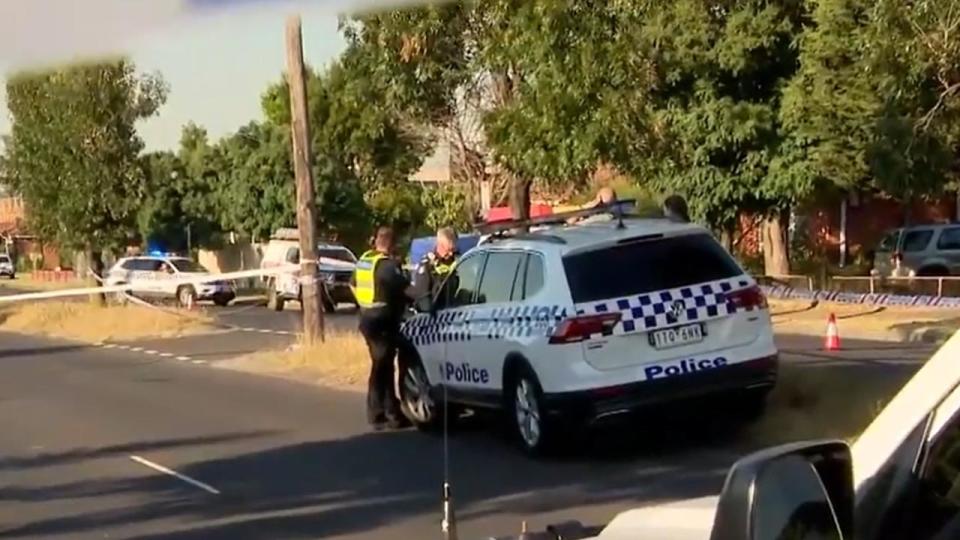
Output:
[710, 440, 854, 540]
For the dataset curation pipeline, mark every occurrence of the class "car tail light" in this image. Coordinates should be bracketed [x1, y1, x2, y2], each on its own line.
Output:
[728, 284, 768, 311]
[549, 313, 622, 344]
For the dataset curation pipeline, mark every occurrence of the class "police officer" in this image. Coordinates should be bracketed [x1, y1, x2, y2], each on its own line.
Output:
[663, 194, 691, 223]
[354, 227, 413, 430]
[412, 227, 459, 301]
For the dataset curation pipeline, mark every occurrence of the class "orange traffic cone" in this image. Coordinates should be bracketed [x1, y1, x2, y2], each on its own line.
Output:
[824, 313, 841, 351]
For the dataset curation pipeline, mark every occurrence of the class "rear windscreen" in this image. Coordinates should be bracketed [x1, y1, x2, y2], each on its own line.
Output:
[563, 233, 743, 303]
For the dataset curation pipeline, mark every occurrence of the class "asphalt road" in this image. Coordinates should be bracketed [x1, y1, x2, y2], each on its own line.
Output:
[0, 329, 934, 540]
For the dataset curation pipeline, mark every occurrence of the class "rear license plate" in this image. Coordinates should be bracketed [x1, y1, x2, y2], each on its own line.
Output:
[650, 323, 704, 350]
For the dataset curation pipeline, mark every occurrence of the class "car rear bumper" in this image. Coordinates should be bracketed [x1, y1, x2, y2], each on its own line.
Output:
[541, 354, 778, 424]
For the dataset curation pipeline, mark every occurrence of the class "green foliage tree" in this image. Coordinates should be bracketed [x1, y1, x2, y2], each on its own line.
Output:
[138, 125, 224, 253]
[2, 60, 167, 281]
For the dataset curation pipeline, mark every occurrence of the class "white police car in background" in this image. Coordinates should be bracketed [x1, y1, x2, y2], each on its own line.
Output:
[105, 255, 235, 307]
[0, 253, 15, 279]
[397, 206, 777, 455]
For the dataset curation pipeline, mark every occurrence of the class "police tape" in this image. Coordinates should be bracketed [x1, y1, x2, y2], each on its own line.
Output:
[0, 264, 301, 304]
[761, 284, 960, 309]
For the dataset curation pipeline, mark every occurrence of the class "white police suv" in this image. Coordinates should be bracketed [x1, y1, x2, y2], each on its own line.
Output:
[397, 205, 778, 454]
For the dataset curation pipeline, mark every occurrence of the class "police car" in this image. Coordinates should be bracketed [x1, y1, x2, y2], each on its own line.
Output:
[105, 255, 235, 307]
[397, 204, 778, 455]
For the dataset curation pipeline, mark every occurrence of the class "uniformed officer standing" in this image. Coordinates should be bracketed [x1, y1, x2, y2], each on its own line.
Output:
[412, 227, 459, 301]
[353, 227, 413, 430]
[663, 194, 691, 223]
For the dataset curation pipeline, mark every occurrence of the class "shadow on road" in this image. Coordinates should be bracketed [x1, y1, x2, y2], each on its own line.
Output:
[0, 344, 90, 359]
[0, 431, 280, 472]
[0, 416, 734, 539]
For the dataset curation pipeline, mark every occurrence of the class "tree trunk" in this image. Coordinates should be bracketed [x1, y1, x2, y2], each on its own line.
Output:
[508, 175, 531, 222]
[762, 212, 790, 276]
[719, 220, 735, 252]
[88, 248, 106, 306]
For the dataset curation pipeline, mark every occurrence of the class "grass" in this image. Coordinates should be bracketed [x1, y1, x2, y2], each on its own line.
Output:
[0, 300, 214, 343]
[0, 276, 87, 292]
[745, 364, 893, 446]
[228, 330, 370, 390]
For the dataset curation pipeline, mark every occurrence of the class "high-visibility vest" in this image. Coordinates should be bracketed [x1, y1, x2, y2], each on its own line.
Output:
[433, 257, 456, 277]
[353, 250, 388, 308]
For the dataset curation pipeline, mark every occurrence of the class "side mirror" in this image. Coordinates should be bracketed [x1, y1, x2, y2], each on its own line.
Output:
[414, 296, 434, 315]
[710, 440, 854, 540]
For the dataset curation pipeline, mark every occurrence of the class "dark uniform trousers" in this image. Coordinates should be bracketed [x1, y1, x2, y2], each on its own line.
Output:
[358, 307, 402, 424]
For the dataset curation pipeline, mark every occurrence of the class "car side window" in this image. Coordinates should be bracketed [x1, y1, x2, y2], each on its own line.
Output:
[878, 230, 902, 253]
[937, 228, 960, 251]
[869, 393, 960, 540]
[903, 230, 934, 253]
[476, 252, 524, 304]
[121, 259, 138, 271]
[439, 253, 485, 309]
[286, 247, 299, 264]
[521, 254, 545, 299]
[911, 408, 960, 540]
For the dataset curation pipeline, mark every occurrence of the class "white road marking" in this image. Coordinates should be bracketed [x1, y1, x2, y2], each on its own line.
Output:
[130, 347, 143, 352]
[144, 350, 158, 355]
[159, 352, 174, 358]
[191, 360, 207, 365]
[129, 455, 221, 495]
[103, 344, 117, 349]
[258, 329, 272, 334]
[176, 356, 191, 361]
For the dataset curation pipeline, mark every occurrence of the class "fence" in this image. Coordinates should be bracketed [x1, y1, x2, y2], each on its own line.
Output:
[828, 276, 960, 298]
[31, 270, 78, 282]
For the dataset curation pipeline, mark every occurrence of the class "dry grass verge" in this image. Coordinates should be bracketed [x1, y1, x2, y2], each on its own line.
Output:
[0, 277, 87, 292]
[744, 363, 896, 447]
[0, 301, 214, 343]
[225, 330, 369, 390]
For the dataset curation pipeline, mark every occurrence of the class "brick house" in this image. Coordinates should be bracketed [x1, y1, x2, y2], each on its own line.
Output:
[0, 194, 60, 270]
[736, 190, 960, 268]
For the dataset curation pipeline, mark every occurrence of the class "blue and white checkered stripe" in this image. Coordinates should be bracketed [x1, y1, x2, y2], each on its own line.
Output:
[401, 305, 569, 346]
[575, 278, 752, 336]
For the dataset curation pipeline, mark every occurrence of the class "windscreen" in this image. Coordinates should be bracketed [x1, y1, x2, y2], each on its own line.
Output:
[563, 233, 743, 303]
[318, 248, 356, 263]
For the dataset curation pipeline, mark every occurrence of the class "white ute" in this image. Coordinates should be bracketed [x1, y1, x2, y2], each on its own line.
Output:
[398, 203, 778, 455]
[497, 327, 960, 540]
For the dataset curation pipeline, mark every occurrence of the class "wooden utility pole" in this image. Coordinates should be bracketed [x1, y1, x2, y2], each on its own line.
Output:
[285, 15, 324, 342]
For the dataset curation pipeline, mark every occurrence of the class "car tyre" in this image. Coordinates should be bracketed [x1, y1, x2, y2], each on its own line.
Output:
[213, 294, 232, 307]
[267, 282, 285, 312]
[320, 286, 337, 313]
[506, 366, 556, 456]
[177, 285, 197, 309]
[399, 358, 445, 432]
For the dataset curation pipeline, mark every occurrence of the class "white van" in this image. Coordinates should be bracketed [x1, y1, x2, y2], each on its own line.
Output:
[260, 229, 358, 312]
[500, 327, 960, 539]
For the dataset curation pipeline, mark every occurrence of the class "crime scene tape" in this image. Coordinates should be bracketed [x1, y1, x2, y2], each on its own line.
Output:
[761, 284, 960, 309]
[0, 264, 301, 304]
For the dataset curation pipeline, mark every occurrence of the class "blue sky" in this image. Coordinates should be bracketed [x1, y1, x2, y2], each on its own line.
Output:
[0, 1, 350, 150]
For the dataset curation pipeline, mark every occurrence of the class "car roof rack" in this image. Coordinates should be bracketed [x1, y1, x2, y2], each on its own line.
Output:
[475, 199, 639, 236]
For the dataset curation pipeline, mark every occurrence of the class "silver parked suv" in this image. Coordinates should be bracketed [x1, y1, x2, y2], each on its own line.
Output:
[873, 224, 960, 277]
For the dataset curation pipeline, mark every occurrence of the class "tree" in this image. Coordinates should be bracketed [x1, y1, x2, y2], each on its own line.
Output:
[214, 120, 372, 250]
[2, 60, 167, 286]
[615, 0, 807, 274]
[137, 125, 225, 253]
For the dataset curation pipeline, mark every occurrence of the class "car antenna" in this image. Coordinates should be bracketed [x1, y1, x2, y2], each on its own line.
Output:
[441, 375, 458, 539]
